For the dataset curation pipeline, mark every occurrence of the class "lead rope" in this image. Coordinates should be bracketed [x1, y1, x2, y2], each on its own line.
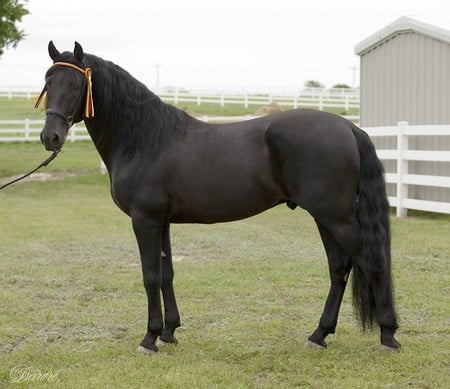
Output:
[0, 149, 60, 191]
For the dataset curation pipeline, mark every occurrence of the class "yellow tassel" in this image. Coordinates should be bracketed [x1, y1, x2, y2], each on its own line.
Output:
[34, 87, 47, 109]
[84, 68, 94, 118]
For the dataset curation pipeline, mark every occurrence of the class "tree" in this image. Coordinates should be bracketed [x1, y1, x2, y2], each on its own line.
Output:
[332, 83, 351, 89]
[0, 0, 29, 58]
[304, 80, 324, 88]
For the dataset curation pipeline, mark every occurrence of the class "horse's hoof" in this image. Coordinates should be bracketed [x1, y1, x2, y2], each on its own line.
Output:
[155, 339, 169, 349]
[137, 345, 158, 356]
[305, 340, 326, 350]
[380, 344, 401, 353]
[380, 335, 401, 351]
[158, 334, 178, 346]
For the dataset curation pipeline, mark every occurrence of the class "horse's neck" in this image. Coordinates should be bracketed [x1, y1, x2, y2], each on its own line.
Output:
[83, 116, 115, 173]
[83, 60, 192, 173]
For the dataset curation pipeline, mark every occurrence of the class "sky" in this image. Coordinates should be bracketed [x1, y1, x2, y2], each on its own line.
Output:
[1, 0, 450, 91]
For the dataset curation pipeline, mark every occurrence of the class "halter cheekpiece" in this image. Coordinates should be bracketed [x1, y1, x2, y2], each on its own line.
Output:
[35, 61, 95, 118]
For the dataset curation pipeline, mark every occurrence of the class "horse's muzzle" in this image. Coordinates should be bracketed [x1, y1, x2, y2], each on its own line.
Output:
[40, 109, 73, 151]
[40, 130, 63, 151]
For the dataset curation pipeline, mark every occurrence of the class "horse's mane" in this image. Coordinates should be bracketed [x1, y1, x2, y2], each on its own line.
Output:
[84, 53, 194, 157]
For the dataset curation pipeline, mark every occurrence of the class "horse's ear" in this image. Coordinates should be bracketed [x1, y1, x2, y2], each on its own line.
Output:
[74, 42, 84, 63]
[48, 41, 60, 61]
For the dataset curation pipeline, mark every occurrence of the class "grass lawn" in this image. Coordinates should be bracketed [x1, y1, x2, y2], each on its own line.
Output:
[0, 142, 449, 388]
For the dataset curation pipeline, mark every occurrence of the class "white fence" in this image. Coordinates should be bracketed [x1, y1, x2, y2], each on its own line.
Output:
[0, 115, 361, 143]
[1, 86, 360, 111]
[0, 120, 90, 142]
[159, 88, 359, 110]
[365, 122, 450, 216]
[0, 86, 41, 99]
[0, 117, 263, 143]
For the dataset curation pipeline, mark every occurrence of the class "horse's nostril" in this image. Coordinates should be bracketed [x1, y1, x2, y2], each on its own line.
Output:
[51, 133, 60, 145]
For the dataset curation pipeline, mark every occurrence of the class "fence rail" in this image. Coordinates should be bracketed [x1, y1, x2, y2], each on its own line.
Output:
[1, 86, 360, 111]
[365, 122, 450, 216]
[0, 114, 361, 143]
[159, 90, 359, 110]
[0, 120, 90, 142]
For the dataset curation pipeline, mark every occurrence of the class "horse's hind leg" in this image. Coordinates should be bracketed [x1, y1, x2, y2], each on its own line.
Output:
[307, 221, 353, 348]
[158, 224, 181, 347]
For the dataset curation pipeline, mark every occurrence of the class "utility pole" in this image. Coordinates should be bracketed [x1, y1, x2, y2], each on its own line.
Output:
[155, 64, 161, 93]
[350, 65, 359, 88]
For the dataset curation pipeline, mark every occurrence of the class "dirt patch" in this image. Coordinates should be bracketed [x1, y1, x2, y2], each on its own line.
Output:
[254, 102, 283, 116]
[0, 172, 78, 186]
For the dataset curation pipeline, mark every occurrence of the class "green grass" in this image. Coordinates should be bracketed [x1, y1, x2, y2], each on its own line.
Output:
[0, 142, 98, 177]
[0, 97, 45, 121]
[0, 143, 449, 388]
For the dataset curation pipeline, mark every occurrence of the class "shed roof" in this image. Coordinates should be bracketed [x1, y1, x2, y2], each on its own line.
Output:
[354, 16, 450, 56]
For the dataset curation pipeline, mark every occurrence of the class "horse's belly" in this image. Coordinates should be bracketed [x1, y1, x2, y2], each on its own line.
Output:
[165, 126, 286, 223]
[169, 168, 283, 224]
[170, 198, 277, 224]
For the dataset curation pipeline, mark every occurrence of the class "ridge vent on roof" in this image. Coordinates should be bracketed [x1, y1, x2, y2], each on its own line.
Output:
[355, 16, 450, 55]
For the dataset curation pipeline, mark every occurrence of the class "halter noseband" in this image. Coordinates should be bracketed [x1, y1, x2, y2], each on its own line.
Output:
[45, 108, 73, 127]
[35, 61, 95, 119]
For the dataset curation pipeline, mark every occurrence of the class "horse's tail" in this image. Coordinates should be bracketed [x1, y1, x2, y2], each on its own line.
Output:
[351, 126, 397, 330]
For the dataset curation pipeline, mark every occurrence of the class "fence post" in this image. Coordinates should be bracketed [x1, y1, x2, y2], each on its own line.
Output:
[293, 94, 298, 109]
[24, 118, 30, 141]
[220, 94, 224, 107]
[100, 159, 107, 175]
[70, 125, 76, 142]
[244, 92, 248, 109]
[319, 95, 323, 111]
[396, 121, 409, 217]
[197, 95, 201, 106]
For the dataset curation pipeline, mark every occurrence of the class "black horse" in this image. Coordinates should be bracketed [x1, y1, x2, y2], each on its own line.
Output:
[38, 42, 400, 354]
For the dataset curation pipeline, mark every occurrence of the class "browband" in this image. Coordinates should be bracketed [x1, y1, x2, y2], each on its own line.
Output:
[35, 61, 94, 118]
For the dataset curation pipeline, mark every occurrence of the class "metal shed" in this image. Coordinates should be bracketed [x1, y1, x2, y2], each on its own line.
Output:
[355, 16, 450, 206]
[355, 16, 450, 127]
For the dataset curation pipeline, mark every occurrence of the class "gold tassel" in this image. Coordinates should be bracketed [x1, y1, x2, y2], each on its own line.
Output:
[84, 67, 94, 118]
[34, 86, 47, 109]
[35, 62, 95, 118]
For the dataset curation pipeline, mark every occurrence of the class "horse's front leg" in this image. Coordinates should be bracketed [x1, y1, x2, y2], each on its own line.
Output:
[158, 223, 181, 346]
[132, 214, 164, 355]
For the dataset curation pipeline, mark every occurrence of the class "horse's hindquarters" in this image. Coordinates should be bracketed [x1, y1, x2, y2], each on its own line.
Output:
[264, 111, 360, 218]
